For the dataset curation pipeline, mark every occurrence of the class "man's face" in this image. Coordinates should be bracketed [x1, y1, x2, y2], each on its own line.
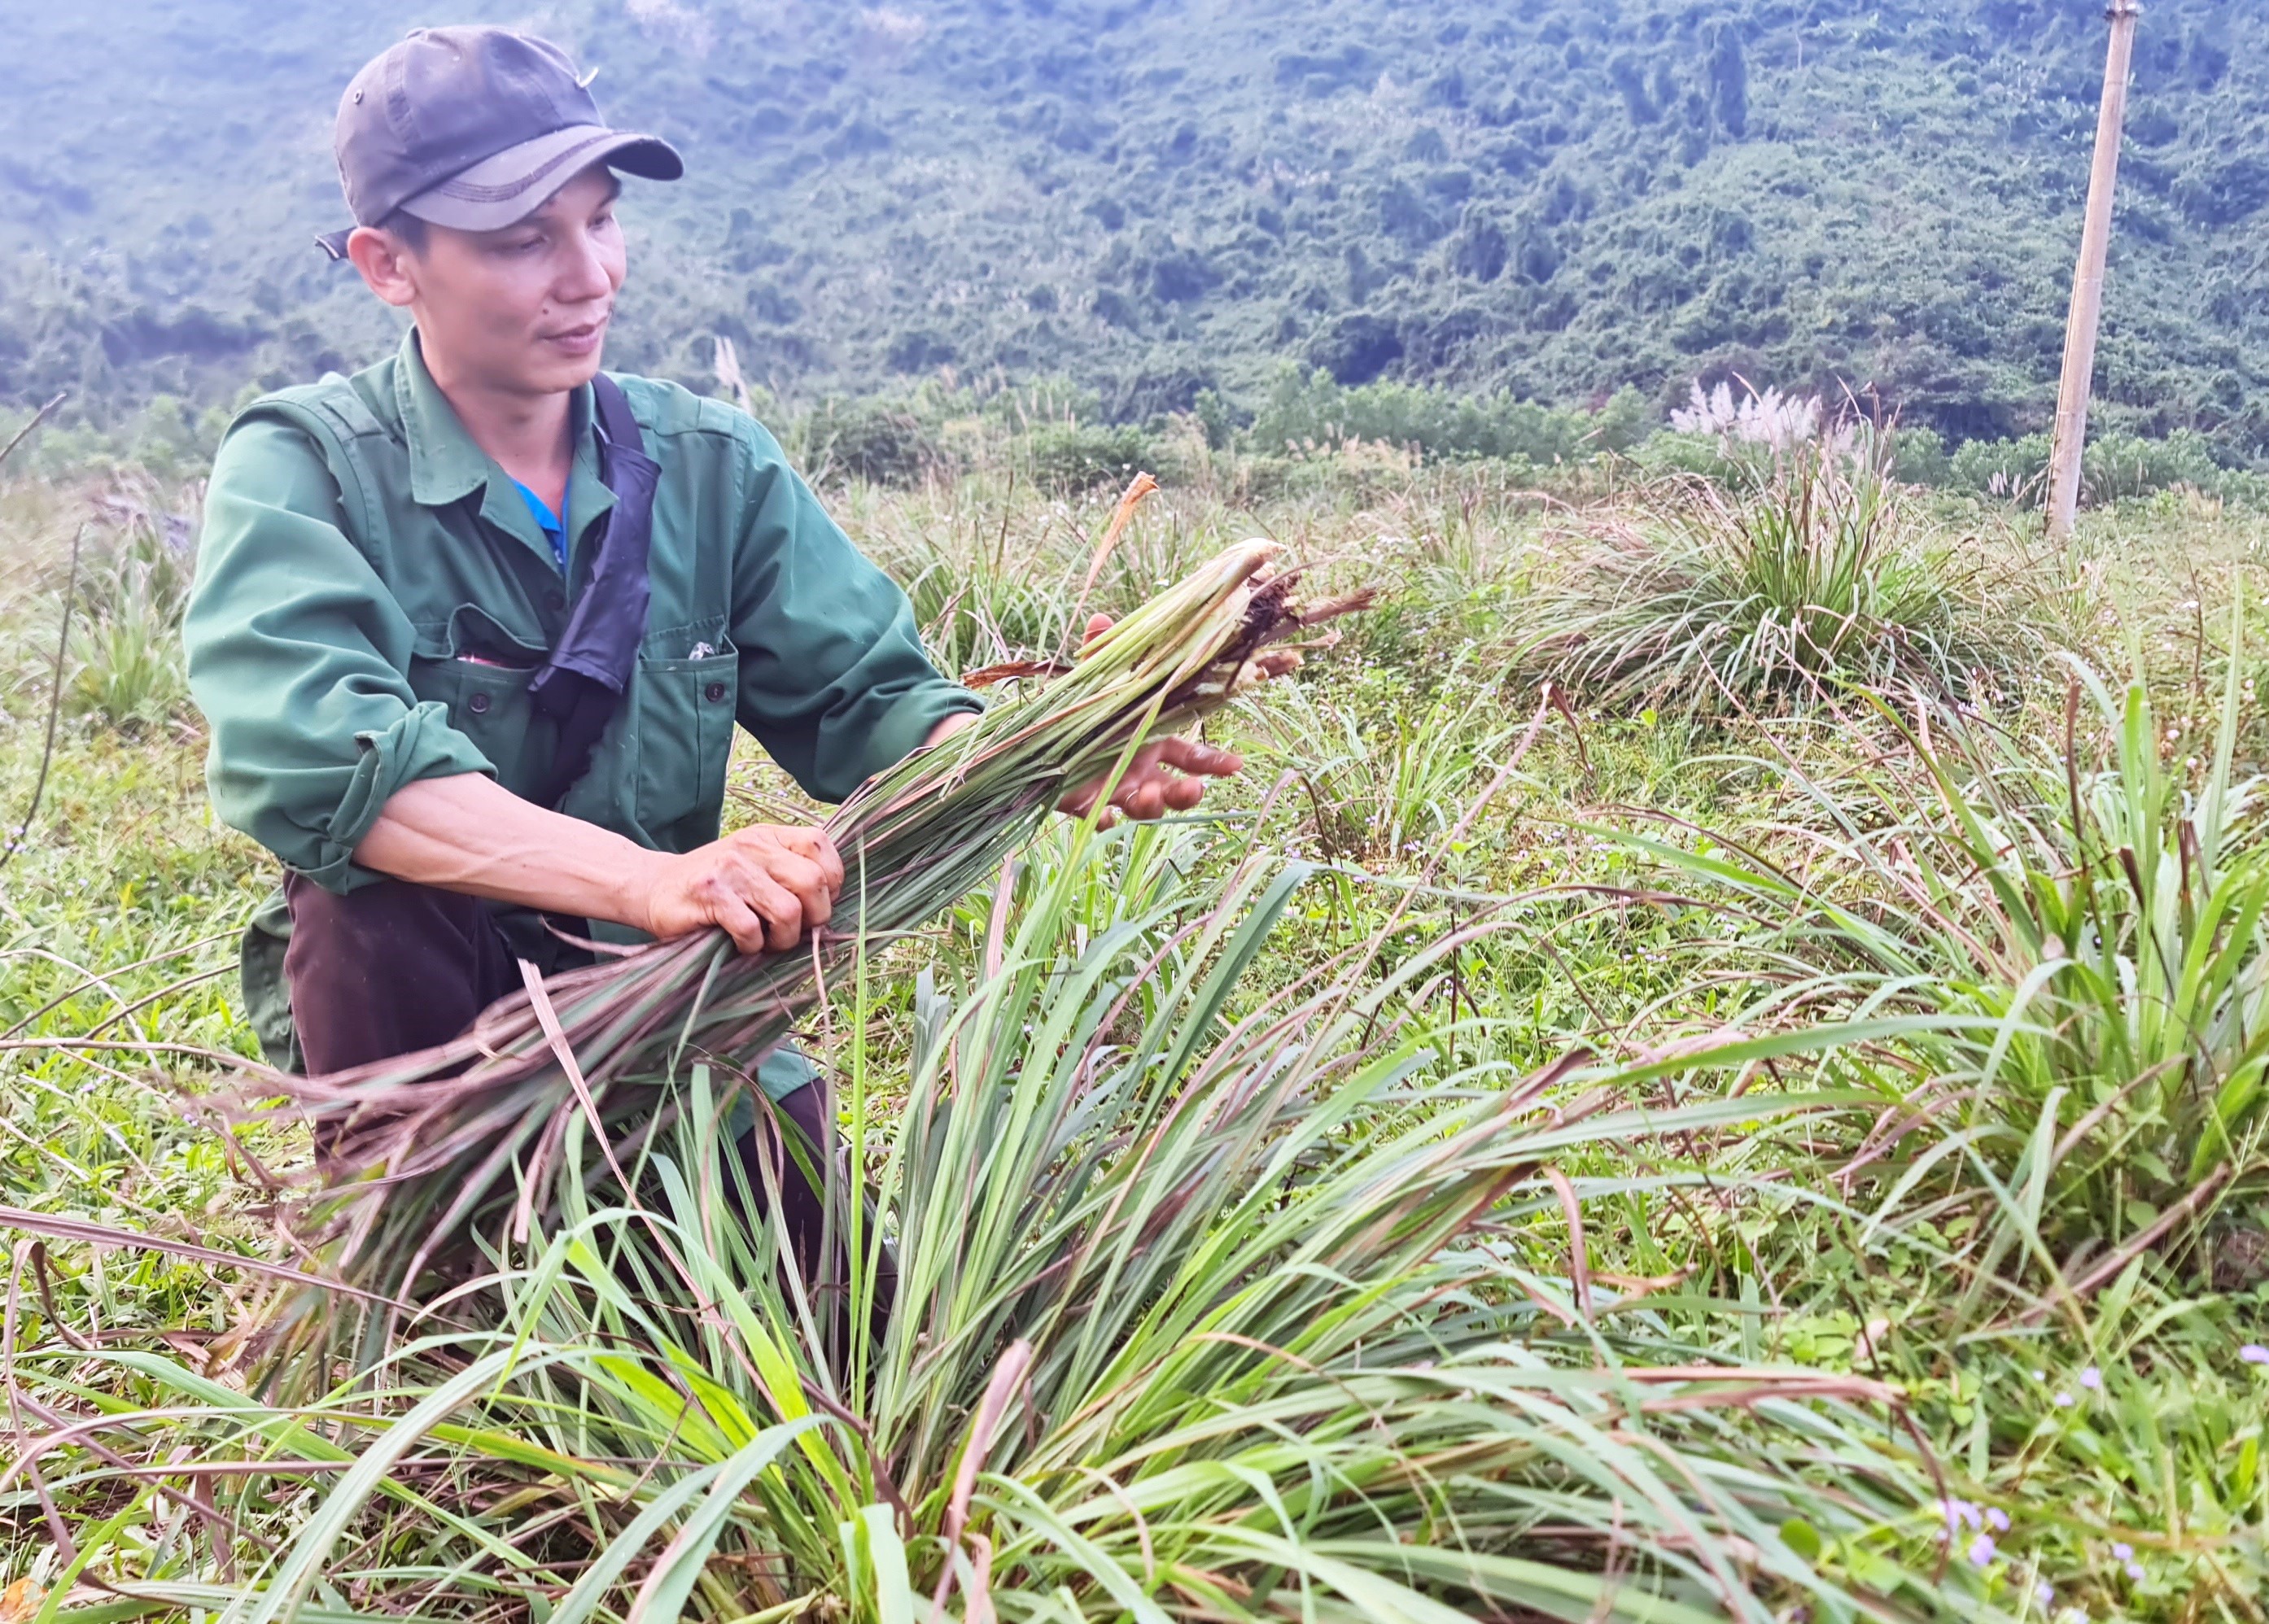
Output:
[350, 164, 627, 398]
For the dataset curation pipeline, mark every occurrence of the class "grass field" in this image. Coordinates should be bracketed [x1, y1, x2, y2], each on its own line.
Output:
[4, 431, 2269, 1621]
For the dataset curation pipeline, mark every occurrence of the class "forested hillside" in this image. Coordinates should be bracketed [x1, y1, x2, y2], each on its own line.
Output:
[4, 0, 2267, 456]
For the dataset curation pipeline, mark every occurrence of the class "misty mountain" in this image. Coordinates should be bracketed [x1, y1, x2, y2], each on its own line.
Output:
[2, 0, 2265, 455]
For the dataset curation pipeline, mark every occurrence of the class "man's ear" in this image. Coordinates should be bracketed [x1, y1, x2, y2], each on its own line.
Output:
[345, 225, 419, 309]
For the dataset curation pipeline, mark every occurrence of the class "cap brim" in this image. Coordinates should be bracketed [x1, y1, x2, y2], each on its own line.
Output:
[395, 125, 682, 232]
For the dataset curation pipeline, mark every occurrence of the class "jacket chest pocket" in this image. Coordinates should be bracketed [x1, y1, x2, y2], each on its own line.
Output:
[632, 636, 740, 848]
[406, 605, 548, 793]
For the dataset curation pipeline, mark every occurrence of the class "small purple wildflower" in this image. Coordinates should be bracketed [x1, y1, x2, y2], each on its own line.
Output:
[2241, 1343, 2269, 1365]
[2031, 1369, 2047, 1381]
[1986, 1506, 2010, 1533]
[2079, 1366, 2101, 1390]
[2110, 1542, 2133, 1560]
[1939, 1498, 1982, 1533]
[2035, 1580, 2054, 1606]
[1968, 1533, 1997, 1568]
[2053, 1390, 2074, 1408]
[2126, 1561, 2145, 1580]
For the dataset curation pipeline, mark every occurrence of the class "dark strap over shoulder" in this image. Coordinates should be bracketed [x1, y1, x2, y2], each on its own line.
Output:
[527, 374, 660, 809]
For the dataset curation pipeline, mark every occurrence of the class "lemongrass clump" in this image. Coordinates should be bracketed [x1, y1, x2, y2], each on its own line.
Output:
[1511, 442, 2023, 713]
[20, 833, 1945, 1620]
[239, 533, 1370, 1343]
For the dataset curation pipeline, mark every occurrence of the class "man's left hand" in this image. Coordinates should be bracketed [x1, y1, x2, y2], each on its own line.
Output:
[924, 613, 1295, 827]
[1059, 734, 1244, 827]
[1056, 612, 1298, 827]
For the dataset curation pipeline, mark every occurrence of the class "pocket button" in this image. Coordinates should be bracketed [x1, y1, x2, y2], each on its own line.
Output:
[468, 692, 492, 715]
[703, 680, 728, 704]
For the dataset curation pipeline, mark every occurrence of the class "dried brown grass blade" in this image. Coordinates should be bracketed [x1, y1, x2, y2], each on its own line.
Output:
[518, 958, 636, 1201]
[947, 1338, 1032, 1543]
[2019, 1162, 2234, 1326]
[932, 1339, 1032, 1621]
[0, 1206, 412, 1310]
[961, 657, 1072, 690]
[0, 392, 65, 471]
[961, 1536, 996, 1624]
[1543, 1166, 1595, 1324]
[1081, 471, 1159, 600]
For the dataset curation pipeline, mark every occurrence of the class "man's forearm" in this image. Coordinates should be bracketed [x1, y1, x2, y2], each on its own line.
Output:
[348, 702, 1213, 951]
[924, 709, 981, 750]
[352, 774, 670, 932]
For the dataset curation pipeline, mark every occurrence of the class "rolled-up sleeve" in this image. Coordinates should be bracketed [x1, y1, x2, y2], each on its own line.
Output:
[185, 417, 495, 891]
[728, 423, 981, 803]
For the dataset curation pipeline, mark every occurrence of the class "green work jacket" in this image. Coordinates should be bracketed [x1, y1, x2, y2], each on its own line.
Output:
[185, 330, 979, 1076]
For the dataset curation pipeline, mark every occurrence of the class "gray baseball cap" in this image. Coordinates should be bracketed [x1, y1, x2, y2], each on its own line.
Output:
[317, 26, 682, 260]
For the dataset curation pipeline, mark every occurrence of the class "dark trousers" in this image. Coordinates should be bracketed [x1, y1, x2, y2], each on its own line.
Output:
[282, 875, 846, 1285]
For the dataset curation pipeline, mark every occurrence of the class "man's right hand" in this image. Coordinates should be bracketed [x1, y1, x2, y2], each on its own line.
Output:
[355, 776, 847, 958]
[636, 824, 846, 954]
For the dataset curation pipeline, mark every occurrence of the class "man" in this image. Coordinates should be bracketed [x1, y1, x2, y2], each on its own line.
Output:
[183, 26, 1237, 1208]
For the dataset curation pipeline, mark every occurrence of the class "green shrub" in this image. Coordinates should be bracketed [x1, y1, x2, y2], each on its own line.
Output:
[1248, 365, 1649, 463]
[1949, 426, 2252, 507]
[1191, 385, 1239, 450]
[1885, 424, 1953, 487]
[1023, 420, 1159, 491]
[27, 391, 248, 481]
[793, 399, 945, 487]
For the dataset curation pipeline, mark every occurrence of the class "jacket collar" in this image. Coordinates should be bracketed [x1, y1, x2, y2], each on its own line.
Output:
[393, 329, 599, 512]
[390, 330, 615, 570]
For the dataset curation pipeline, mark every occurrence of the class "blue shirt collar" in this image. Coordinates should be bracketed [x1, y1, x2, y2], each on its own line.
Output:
[510, 479, 568, 570]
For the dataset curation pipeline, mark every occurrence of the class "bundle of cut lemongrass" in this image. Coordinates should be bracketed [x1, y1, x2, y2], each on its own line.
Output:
[245, 525, 1369, 1327]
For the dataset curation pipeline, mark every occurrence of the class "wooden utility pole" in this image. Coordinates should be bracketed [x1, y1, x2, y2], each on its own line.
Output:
[2046, 0, 2142, 540]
